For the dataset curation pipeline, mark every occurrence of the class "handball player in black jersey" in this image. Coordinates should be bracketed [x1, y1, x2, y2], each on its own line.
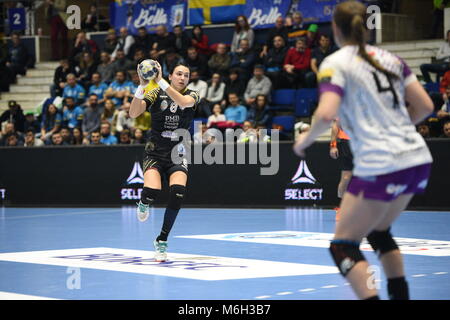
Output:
[130, 61, 199, 262]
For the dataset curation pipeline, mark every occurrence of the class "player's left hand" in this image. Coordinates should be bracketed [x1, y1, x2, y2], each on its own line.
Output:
[154, 60, 162, 83]
[293, 132, 310, 158]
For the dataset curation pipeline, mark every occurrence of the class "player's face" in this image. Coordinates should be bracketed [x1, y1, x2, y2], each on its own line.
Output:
[169, 66, 190, 90]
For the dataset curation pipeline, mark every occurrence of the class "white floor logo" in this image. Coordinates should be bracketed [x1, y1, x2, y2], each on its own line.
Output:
[121, 162, 144, 200]
[285, 160, 323, 201]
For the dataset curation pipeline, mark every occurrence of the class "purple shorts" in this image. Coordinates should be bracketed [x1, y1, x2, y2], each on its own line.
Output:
[347, 163, 432, 202]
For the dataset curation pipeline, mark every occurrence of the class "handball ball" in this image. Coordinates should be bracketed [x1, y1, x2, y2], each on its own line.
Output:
[138, 59, 158, 81]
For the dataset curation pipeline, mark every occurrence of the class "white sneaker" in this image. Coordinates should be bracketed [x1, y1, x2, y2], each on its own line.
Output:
[136, 200, 150, 222]
[154, 240, 168, 262]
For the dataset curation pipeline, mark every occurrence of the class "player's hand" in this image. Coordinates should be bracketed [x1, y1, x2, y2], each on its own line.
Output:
[330, 147, 339, 159]
[154, 60, 162, 83]
[137, 65, 149, 87]
[293, 132, 310, 158]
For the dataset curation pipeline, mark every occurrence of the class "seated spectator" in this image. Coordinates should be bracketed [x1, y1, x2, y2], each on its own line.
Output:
[230, 39, 256, 82]
[417, 122, 431, 138]
[223, 68, 246, 106]
[82, 94, 102, 138]
[101, 99, 119, 133]
[97, 51, 115, 84]
[208, 43, 231, 77]
[51, 59, 75, 97]
[60, 126, 72, 145]
[287, 11, 306, 46]
[104, 70, 133, 107]
[134, 109, 151, 132]
[260, 16, 289, 59]
[305, 24, 320, 49]
[132, 128, 146, 144]
[0, 100, 25, 132]
[112, 27, 135, 60]
[72, 127, 84, 145]
[193, 122, 217, 144]
[70, 31, 98, 65]
[76, 52, 98, 90]
[191, 25, 212, 56]
[1, 122, 24, 146]
[125, 70, 141, 103]
[131, 27, 154, 57]
[63, 73, 86, 105]
[88, 72, 109, 105]
[132, 48, 146, 71]
[49, 131, 67, 146]
[24, 111, 41, 133]
[111, 49, 135, 77]
[246, 94, 272, 127]
[4, 132, 23, 147]
[100, 121, 118, 145]
[173, 25, 191, 58]
[282, 38, 314, 88]
[205, 73, 226, 108]
[244, 65, 272, 106]
[62, 97, 83, 129]
[39, 104, 61, 142]
[151, 25, 176, 60]
[119, 128, 132, 144]
[6, 32, 29, 81]
[24, 128, 44, 147]
[161, 47, 185, 79]
[185, 47, 209, 79]
[187, 70, 209, 117]
[263, 35, 288, 89]
[224, 92, 247, 125]
[238, 120, 257, 143]
[441, 121, 450, 138]
[103, 29, 118, 55]
[230, 15, 255, 53]
[420, 30, 450, 83]
[89, 130, 102, 145]
[116, 102, 135, 134]
[310, 34, 335, 81]
[207, 103, 226, 127]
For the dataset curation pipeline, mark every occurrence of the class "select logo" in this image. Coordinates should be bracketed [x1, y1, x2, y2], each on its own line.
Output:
[285, 160, 323, 201]
[121, 162, 144, 201]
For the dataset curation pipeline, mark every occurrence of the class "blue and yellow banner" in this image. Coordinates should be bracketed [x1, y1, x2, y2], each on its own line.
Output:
[188, 0, 245, 25]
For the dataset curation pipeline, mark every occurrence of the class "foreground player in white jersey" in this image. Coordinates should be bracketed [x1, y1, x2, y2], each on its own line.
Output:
[293, 1, 434, 300]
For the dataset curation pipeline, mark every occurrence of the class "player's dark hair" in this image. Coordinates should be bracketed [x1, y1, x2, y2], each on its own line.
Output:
[333, 1, 399, 79]
[169, 62, 190, 76]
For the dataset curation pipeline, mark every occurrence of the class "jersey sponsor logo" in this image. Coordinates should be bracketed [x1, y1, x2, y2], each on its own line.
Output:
[177, 231, 450, 257]
[285, 160, 323, 201]
[160, 100, 168, 111]
[0, 248, 338, 280]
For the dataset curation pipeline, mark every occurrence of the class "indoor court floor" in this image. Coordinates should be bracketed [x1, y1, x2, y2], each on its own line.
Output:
[0, 207, 449, 300]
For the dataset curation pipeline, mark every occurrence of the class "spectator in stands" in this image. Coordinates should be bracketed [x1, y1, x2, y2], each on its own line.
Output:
[256, 124, 271, 142]
[0, 100, 25, 133]
[244, 65, 272, 106]
[305, 24, 320, 49]
[62, 97, 83, 130]
[224, 92, 247, 125]
[173, 25, 191, 58]
[161, 47, 185, 78]
[151, 25, 176, 60]
[246, 94, 272, 127]
[6, 32, 29, 81]
[287, 11, 306, 45]
[70, 31, 98, 65]
[420, 30, 450, 83]
[131, 48, 146, 71]
[40, 103, 61, 142]
[187, 70, 209, 117]
[191, 25, 212, 56]
[231, 15, 255, 53]
[0, 122, 23, 146]
[111, 49, 135, 77]
[0, 34, 12, 92]
[59, 126, 72, 145]
[105, 70, 133, 107]
[417, 122, 431, 138]
[97, 51, 115, 84]
[429, 0, 450, 39]
[260, 16, 289, 59]
[103, 29, 118, 55]
[185, 47, 209, 79]
[101, 99, 119, 133]
[230, 39, 256, 82]
[72, 127, 84, 145]
[311, 34, 335, 74]
[81, 3, 107, 32]
[51, 59, 74, 97]
[131, 27, 154, 58]
[125, 71, 141, 103]
[207, 103, 226, 127]
[82, 94, 102, 138]
[119, 128, 132, 144]
[89, 130, 102, 145]
[100, 121, 118, 145]
[116, 102, 135, 134]
[45, 0, 68, 61]
[132, 128, 146, 144]
[23, 111, 41, 133]
[112, 27, 135, 60]
[282, 38, 314, 88]
[24, 128, 44, 147]
[441, 121, 450, 137]
[134, 109, 151, 132]
[223, 68, 246, 105]
[208, 43, 231, 77]
[205, 73, 226, 109]
[263, 35, 288, 89]
[63, 73, 86, 105]
[77, 52, 98, 90]
[237, 120, 257, 143]
[88, 72, 109, 105]
[4, 133, 22, 147]
[438, 83, 450, 120]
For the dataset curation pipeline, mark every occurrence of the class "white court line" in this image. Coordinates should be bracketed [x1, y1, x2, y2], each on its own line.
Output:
[276, 291, 293, 295]
[433, 272, 448, 275]
[321, 285, 338, 289]
[0, 291, 59, 300]
[1, 209, 120, 220]
[255, 295, 271, 299]
[298, 288, 315, 292]
[412, 274, 427, 278]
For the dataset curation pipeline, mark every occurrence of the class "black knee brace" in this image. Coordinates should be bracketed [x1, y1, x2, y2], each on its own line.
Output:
[167, 184, 186, 210]
[141, 187, 161, 205]
[329, 240, 366, 276]
[366, 228, 399, 257]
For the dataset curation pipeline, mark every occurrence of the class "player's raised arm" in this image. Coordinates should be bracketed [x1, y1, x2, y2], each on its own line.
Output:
[129, 65, 149, 119]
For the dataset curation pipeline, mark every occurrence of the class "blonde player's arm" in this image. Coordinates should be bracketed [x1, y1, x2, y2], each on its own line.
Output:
[293, 91, 341, 157]
[405, 81, 434, 125]
[329, 120, 339, 159]
[129, 66, 149, 119]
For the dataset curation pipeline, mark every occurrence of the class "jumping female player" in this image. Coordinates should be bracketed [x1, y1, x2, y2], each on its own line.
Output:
[130, 61, 199, 262]
[293, 1, 434, 300]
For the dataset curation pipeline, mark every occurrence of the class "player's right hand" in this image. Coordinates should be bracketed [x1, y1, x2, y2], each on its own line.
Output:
[137, 64, 149, 86]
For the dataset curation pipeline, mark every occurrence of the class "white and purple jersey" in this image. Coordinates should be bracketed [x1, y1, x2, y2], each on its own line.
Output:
[317, 45, 433, 177]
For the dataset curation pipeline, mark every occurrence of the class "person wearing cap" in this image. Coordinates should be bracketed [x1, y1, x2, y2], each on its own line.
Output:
[244, 65, 272, 106]
[0, 100, 25, 132]
[305, 24, 320, 49]
[23, 111, 41, 133]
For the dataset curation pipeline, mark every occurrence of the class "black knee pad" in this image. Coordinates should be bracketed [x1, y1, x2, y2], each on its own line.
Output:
[167, 184, 186, 210]
[141, 187, 161, 205]
[366, 228, 399, 257]
[329, 240, 366, 276]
